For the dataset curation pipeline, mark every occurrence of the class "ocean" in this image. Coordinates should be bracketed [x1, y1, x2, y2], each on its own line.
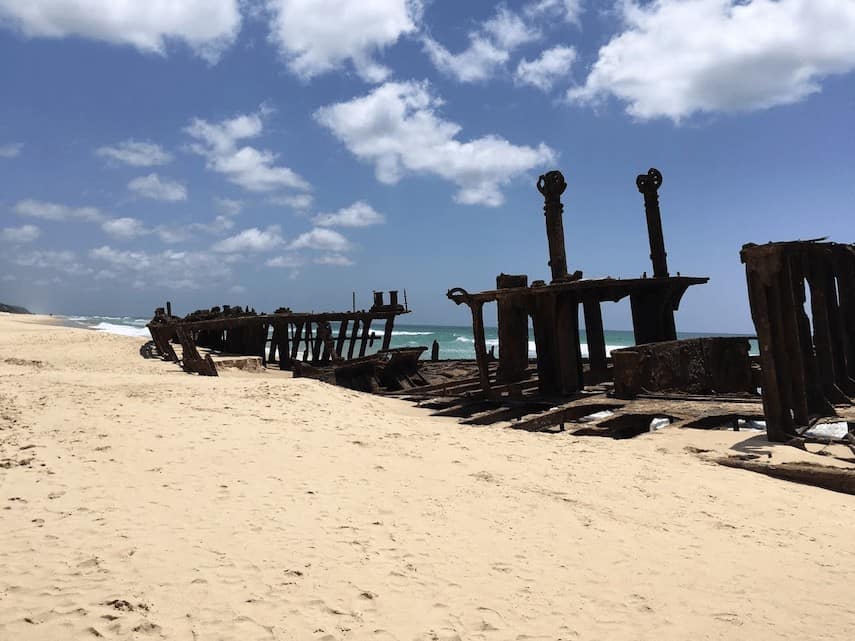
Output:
[60, 315, 760, 359]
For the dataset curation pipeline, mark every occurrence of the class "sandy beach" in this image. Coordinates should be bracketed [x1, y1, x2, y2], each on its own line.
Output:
[1, 312, 855, 640]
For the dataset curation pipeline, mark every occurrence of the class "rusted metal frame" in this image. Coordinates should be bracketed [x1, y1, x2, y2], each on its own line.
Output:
[175, 326, 217, 376]
[537, 170, 569, 282]
[531, 293, 560, 395]
[834, 248, 855, 386]
[358, 317, 372, 357]
[777, 257, 812, 425]
[457, 275, 708, 304]
[788, 256, 833, 417]
[335, 320, 349, 357]
[470, 300, 494, 397]
[805, 254, 850, 404]
[821, 251, 855, 396]
[311, 321, 324, 361]
[555, 292, 584, 394]
[636, 168, 669, 278]
[303, 322, 314, 362]
[290, 322, 304, 361]
[509, 401, 617, 433]
[347, 318, 360, 360]
[582, 296, 608, 384]
[496, 274, 530, 384]
[629, 286, 676, 345]
[381, 316, 395, 351]
[742, 251, 794, 441]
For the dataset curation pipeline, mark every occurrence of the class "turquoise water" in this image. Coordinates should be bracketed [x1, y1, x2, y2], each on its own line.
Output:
[60, 316, 759, 358]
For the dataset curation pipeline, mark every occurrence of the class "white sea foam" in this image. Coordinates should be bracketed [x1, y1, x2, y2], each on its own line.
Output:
[391, 331, 434, 336]
[89, 322, 150, 338]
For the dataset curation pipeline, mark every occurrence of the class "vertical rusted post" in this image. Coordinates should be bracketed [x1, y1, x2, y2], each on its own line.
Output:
[336, 320, 349, 357]
[636, 168, 669, 278]
[537, 170, 569, 283]
[431, 340, 439, 361]
[496, 273, 529, 383]
[382, 316, 395, 350]
[347, 318, 360, 359]
[389, 291, 399, 307]
[358, 317, 372, 357]
[583, 297, 609, 384]
[471, 300, 493, 396]
[373, 291, 384, 308]
[166, 301, 172, 317]
[290, 322, 304, 361]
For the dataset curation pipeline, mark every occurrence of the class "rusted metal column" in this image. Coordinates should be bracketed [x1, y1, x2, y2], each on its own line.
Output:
[496, 273, 529, 383]
[582, 297, 609, 384]
[358, 317, 372, 357]
[537, 170, 569, 283]
[290, 322, 304, 360]
[382, 316, 395, 350]
[347, 318, 360, 359]
[335, 320, 349, 356]
[636, 168, 669, 278]
[447, 288, 493, 396]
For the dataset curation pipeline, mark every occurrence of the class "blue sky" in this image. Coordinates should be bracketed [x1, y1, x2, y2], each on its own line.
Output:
[0, 0, 853, 332]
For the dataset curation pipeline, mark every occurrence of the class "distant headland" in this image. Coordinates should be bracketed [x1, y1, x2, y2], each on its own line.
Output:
[0, 302, 31, 314]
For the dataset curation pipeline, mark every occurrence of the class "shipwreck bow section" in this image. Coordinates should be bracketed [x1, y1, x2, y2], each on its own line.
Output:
[446, 167, 708, 399]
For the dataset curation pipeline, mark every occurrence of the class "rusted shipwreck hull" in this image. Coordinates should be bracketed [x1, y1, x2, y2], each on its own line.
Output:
[147, 291, 413, 381]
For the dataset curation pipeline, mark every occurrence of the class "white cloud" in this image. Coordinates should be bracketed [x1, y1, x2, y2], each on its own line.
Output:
[15, 249, 91, 275]
[0, 142, 23, 158]
[313, 201, 385, 227]
[96, 140, 172, 167]
[315, 81, 556, 206]
[569, 0, 855, 121]
[212, 226, 284, 253]
[1, 224, 40, 243]
[186, 108, 310, 193]
[128, 173, 188, 202]
[14, 199, 104, 222]
[214, 197, 243, 216]
[423, 7, 538, 83]
[314, 253, 354, 266]
[525, 0, 583, 24]
[265, 254, 304, 268]
[265, 0, 420, 82]
[516, 45, 577, 91]
[102, 217, 147, 240]
[90, 245, 232, 289]
[289, 227, 351, 252]
[269, 193, 314, 210]
[0, 0, 242, 63]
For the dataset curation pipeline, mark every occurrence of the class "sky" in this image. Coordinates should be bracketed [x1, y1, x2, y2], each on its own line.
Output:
[0, 0, 853, 332]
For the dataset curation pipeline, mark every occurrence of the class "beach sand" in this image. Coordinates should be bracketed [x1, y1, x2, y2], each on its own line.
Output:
[1, 311, 854, 640]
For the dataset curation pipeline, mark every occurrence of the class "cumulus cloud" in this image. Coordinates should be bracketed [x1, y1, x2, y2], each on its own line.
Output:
[212, 226, 284, 253]
[569, 0, 855, 121]
[265, 254, 304, 268]
[515, 45, 576, 91]
[0, 0, 242, 63]
[265, 0, 420, 82]
[90, 245, 232, 289]
[0, 142, 23, 158]
[1, 224, 40, 243]
[313, 201, 385, 227]
[525, 0, 583, 24]
[214, 197, 243, 216]
[315, 81, 556, 206]
[101, 217, 147, 239]
[14, 199, 104, 222]
[128, 173, 188, 202]
[186, 108, 310, 193]
[96, 140, 172, 167]
[423, 7, 539, 83]
[314, 253, 354, 266]
[270, 194, 314, 210]
[288, 228, 351, 252]
[15, 249, 91, 275]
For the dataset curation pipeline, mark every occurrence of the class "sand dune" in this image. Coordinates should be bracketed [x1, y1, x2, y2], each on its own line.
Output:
[1, 312, 854, 640]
